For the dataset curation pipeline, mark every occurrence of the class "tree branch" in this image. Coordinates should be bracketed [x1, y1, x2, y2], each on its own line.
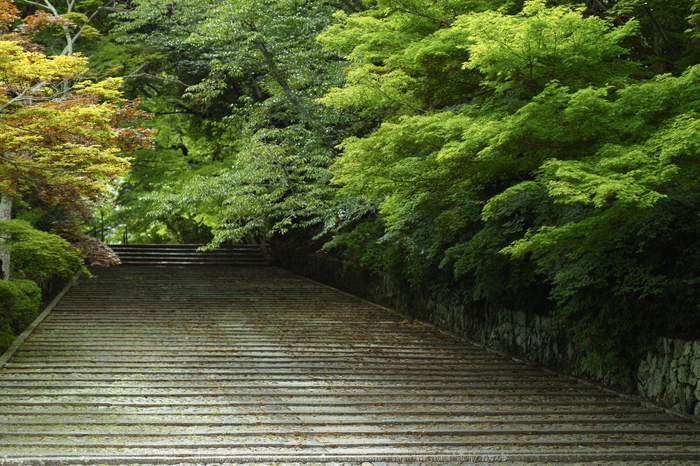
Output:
[123, 73, 190, 88]
[252, 36, 334, 149]
[645, 7, 676, 56]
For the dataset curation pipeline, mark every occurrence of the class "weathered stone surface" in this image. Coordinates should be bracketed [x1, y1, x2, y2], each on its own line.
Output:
[648, 366, 665, 398]
[3, 263, 700, 465]
[662, 338, 672, 355]
[661, 354, 671, 376]
[674, 339, 685, 359]
[678, 364, 689, 385]
[683, 341, 693, 358]
[634, 341, 700, 417]
[677, 384, 697, 413]
[637, 360, 651, 397]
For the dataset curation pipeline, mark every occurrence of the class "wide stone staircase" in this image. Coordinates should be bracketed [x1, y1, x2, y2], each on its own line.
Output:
[109, 243, 269, 266]
[0, 248, 698, 465]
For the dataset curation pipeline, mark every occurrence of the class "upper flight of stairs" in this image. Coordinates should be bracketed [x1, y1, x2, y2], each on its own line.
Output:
[109, 243, 269, 266]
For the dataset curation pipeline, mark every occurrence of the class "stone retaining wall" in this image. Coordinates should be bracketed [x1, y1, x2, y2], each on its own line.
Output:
[274, 243, 699, 418]
[637, 338, 700, 417]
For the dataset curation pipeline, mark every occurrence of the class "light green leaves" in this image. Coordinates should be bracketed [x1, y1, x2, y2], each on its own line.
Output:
[459, 0, 638, 93]
[320, 0, 700, 310]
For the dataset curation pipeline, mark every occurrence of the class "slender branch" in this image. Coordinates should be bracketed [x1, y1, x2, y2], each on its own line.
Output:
[0, 118, 47, 136]
[122, 73, 190, 87]
[96, 6, 127, 13]
[122, 62, 149, 78]
[175, 102, 199, 114]
[592, 0, 626, 27]
[645, 7, 676, 56]
[593, 0, 609, 11]
[120, 62, 189, 87]
[384, 0, 451, 27]
[0, 88, 32, 113]
[155, 111, 198, 115]
[0, 78, 73, 113]
[253, 36, 334, 148]
[20, 0, 56, 12]
[361, 71, 425, 115]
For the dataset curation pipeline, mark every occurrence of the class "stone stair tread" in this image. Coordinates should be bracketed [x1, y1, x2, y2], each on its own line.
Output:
[108, 243, 268, 266]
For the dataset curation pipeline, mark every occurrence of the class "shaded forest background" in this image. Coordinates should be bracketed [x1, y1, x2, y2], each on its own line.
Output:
[2, 0, 700, 382]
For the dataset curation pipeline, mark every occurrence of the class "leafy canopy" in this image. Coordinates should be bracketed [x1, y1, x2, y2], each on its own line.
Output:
[316, 0, 700, 381]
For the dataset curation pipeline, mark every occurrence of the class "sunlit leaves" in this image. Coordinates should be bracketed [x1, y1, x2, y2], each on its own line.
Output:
[459, 0, 638, 93]
[0, 219, 87, 279]
[315, 0, 700, 377]
[0, 41, 84, 92]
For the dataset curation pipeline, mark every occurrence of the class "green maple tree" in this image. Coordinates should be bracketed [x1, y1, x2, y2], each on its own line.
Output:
[1, 0, 153, 279]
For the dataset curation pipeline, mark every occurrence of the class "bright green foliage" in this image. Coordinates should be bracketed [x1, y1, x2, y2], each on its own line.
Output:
[105, 117, 223, 244]
[0, 277, 41, 353]
[319, 0, 488, 114]
[105, 0, 235, 242]
[326, 0, 641, 238]
[0, 220, 87, 280]
[317, 0, 700, 382]
[462, 2, 639, 90]
[496, 65, 700, 262]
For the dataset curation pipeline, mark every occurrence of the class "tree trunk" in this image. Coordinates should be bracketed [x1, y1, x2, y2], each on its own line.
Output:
[0, 193, 12, 280]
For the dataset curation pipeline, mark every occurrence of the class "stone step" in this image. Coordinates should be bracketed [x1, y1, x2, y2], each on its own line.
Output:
[0, 412, 667, 427]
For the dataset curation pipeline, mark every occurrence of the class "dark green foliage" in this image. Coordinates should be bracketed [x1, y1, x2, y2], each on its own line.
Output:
[0, 278, 41, 354]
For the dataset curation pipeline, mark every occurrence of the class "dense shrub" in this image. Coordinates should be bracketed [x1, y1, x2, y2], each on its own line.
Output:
[0, 279, 41, 354]
[0, 220, 88, 281]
